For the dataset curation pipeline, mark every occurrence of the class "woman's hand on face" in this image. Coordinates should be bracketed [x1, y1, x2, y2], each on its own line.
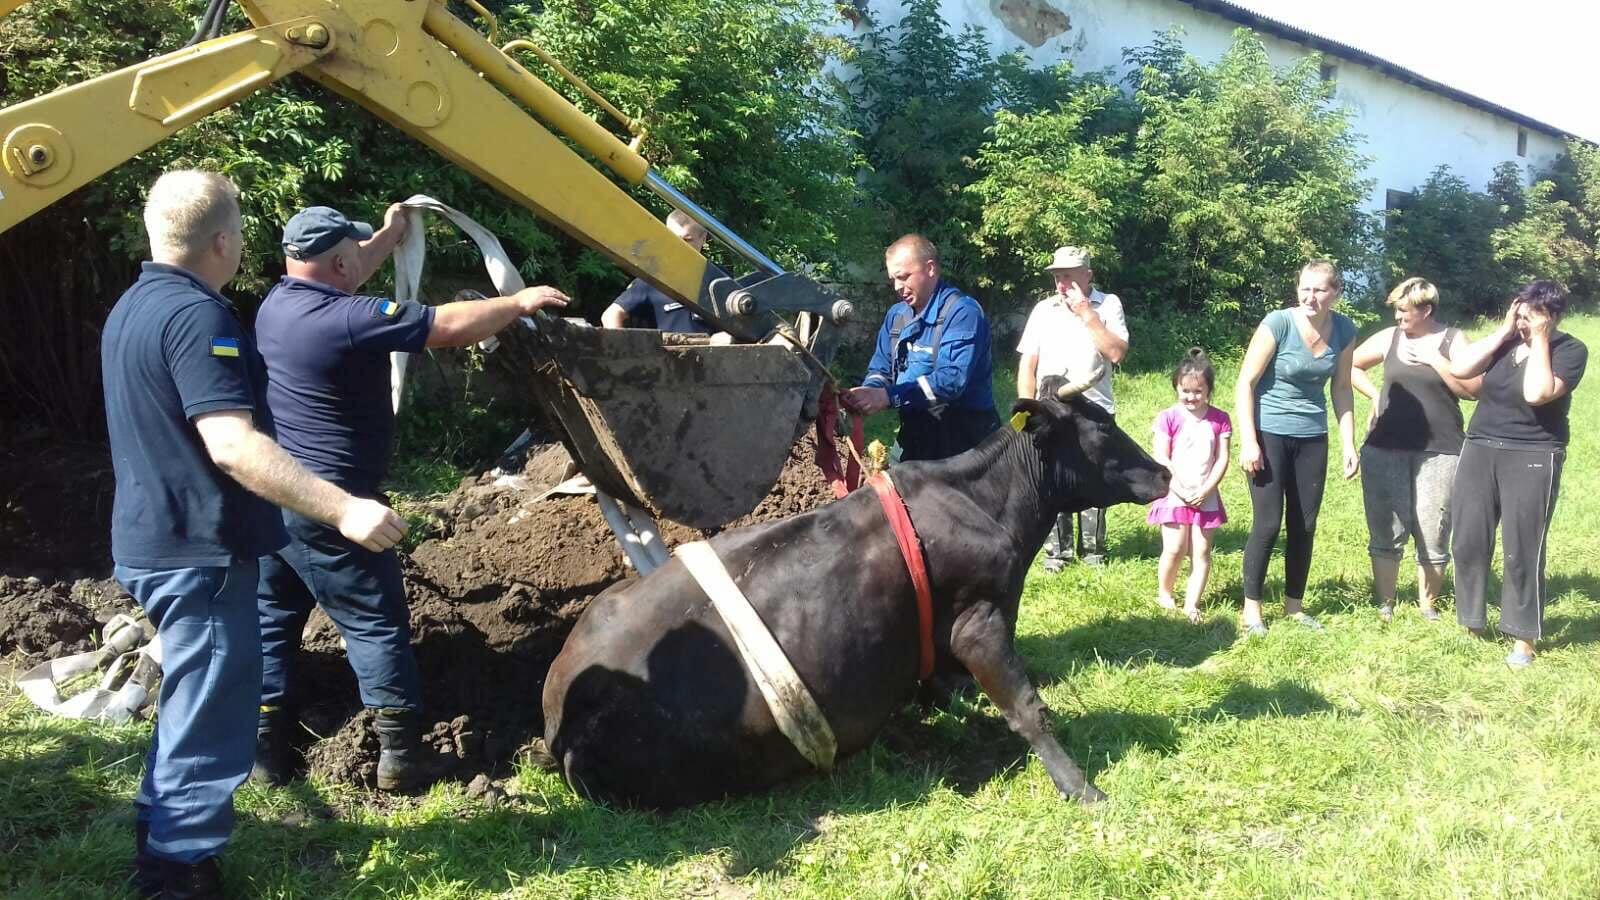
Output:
[1501, 300, 1524, 341]
[1524, 305, 1554, 340]
[1239, 439, 1262, 475]
[1343, 445, 1360, 480]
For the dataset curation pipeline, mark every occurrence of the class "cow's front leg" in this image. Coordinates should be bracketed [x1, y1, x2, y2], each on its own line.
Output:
[949, 602, 1106, 804]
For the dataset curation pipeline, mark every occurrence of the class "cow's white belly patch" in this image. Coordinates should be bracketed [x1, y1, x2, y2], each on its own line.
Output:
[676, 540, 837, 771]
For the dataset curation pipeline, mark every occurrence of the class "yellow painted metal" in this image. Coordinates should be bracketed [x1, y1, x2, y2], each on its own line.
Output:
[422, 3, 651, 185]
[232, 0, 709, 303]
[0, 0, 31, 19]
[501, 39, 643, 140]
[0, 21, 330, 233]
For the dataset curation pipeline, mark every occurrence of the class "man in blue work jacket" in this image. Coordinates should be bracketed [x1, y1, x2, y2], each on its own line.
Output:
[253, 205, 570, 791]
[844, 234, 1000, 461]
[103, 170, 406, 898]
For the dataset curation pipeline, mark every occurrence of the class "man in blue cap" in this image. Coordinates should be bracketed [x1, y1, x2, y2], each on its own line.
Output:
[104, 171, 407, 898]
[844, 233, 1000, 461]
[253, 203, 570, 790]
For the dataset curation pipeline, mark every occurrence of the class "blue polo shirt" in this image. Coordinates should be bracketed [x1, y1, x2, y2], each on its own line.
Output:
[256, 277, 435, 495]
[861, 281, 996, 413]
[612, 275, 717, 334]
[101, 263, 288, 568]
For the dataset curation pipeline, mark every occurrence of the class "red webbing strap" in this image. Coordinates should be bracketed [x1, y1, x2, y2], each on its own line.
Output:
[814, 386, 864, 499]
[869, 472, 934, 681]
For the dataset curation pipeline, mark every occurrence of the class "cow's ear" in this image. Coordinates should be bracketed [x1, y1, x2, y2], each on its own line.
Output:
[1010, 397, 1067, 431]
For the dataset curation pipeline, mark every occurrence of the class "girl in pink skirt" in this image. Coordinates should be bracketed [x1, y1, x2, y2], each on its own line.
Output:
[1149, 348, 1232, 622]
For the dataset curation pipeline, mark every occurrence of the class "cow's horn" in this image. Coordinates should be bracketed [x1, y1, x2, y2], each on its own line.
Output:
[1055, 363, 1107, 401]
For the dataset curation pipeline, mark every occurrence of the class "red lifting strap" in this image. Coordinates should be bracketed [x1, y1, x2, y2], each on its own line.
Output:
[869, 472, 935, 681]
[814, 386, 864, 499]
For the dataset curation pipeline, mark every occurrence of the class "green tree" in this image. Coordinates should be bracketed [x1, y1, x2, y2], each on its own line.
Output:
[1382, 165, 1515, 316]
[966, 82, 1137, 298]
[1491, 179, 1597, 300]
[1121, 30, 1376, 318]
[507, 0, 862, 278]
[846, 0, 1076, 286]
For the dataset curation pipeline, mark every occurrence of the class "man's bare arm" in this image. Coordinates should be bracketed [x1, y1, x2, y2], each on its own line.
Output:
[193, 411, 406, 552]
[426, 286, 570, 348]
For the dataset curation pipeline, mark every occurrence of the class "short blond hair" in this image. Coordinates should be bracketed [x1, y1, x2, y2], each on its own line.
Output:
[143, 170, 240, 261]
[1386, 276, 1439, 311]
[886, 233, 939, 266]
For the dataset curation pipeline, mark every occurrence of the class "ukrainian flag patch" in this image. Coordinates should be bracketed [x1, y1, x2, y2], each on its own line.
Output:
[377, 300, 400, 318]
[210, 337, 241, 358]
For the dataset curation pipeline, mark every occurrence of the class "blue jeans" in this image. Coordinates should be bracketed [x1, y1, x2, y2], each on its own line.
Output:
[116, 559, 261, 864]
[258, 510, 421, 711]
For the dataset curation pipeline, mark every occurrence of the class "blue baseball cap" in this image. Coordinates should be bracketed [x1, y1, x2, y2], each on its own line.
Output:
[281, 206, 374, 260]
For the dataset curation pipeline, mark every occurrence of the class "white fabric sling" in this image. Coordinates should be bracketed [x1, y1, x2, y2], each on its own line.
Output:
[676, 540, 837, 771]
[389, 193, 528, 414]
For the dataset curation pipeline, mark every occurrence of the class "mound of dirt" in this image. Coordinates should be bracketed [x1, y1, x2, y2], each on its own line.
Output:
[0, 576, 132, 657]
[298, 433, 846, 788]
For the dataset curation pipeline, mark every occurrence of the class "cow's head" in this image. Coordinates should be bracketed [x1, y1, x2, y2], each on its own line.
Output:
[1015, 372, 1169, 512]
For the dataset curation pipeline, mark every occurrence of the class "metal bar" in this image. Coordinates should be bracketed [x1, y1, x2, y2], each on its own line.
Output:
[502, 39, 639, 137]
[644, 171, 784, 277]
[422, 2, 650, 184]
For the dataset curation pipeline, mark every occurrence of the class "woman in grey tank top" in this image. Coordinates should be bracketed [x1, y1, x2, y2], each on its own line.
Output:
[1350, 278, 1480, 623]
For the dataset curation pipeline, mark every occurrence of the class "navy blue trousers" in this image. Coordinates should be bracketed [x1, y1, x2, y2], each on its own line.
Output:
[117, 559, 260, 863]
[257, 511, 421, 712]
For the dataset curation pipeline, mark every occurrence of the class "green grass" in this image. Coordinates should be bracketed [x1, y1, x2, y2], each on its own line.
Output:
[5, 317, 1600, 898]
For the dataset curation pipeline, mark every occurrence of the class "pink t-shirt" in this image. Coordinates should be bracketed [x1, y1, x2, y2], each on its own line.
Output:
[1153, 405, 1233, 512]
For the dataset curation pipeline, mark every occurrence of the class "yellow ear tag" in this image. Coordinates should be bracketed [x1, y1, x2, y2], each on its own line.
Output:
[1010, 411, 1030, 432]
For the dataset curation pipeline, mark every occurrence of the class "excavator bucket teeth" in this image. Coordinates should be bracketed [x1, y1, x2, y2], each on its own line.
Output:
[506, 316, 816, 529]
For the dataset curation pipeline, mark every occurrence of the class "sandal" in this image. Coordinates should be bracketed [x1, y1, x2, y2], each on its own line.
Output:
[1183, 606, 1201, 625]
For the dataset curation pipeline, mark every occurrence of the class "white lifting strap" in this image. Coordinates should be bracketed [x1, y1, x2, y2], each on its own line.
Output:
[389, 194, 529, 414]
[676, 541, 837, 771]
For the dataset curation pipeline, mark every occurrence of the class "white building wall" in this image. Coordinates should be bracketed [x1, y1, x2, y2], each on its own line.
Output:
[855, 0, 1569, 212]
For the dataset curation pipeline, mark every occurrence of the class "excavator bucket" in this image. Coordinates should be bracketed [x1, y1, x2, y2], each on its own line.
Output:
[506, 315, 819, 529]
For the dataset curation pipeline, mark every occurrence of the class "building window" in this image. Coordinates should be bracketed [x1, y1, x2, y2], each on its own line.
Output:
[1320, 62, 1338, 84]
[1386, 189, 1415, 211]
[1517, 128, 1528, 157]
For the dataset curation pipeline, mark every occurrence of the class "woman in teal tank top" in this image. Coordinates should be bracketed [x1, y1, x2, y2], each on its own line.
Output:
[1232, 260, 1359, 637]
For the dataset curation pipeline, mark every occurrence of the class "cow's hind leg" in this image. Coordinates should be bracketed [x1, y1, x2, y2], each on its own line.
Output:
[949, 602, 1107, 804]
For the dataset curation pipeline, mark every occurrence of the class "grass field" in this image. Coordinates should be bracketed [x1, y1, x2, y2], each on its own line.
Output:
[4, 316, 1598, 898]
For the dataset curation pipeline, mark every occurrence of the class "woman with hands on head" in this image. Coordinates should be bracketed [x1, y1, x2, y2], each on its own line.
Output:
[1351, 277, 1479, 623]
[1233, 260, 1359, 638]
[1447, 280, 1587, 669]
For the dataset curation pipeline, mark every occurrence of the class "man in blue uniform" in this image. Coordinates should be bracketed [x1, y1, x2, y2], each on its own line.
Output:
[599, 210, 716, 334]
[103, 171, 406, 898]
[844, 234, 1000, 461]
[253, 204, 570, 791]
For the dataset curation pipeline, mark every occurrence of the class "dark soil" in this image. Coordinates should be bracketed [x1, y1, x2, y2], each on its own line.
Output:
[0, 434, 115, 581]
[0, 575, 133, 658]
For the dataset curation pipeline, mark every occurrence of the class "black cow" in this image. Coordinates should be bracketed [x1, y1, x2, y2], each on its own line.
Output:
[542, 383, 1170, 809]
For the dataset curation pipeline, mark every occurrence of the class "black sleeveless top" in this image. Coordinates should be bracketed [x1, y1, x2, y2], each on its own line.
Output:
[1366, 326, 1465, 454]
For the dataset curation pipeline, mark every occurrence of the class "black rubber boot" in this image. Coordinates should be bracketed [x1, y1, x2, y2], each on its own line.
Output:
[373, 708, 433, 792]
[251, 705, 293, 787]
[129, 820, 162, 899]
[159, 855, 223, 900]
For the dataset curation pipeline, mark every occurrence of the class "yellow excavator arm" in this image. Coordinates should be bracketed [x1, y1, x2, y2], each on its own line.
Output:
[0, 0, 855, 527]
